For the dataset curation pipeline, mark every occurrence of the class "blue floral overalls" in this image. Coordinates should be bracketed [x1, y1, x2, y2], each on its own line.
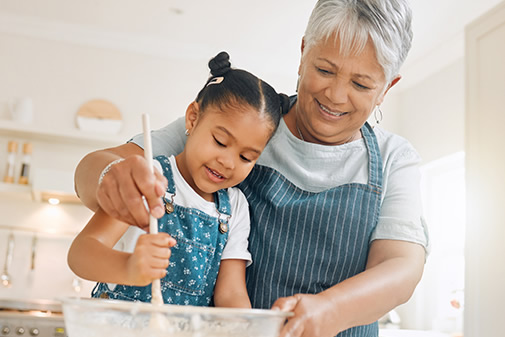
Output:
[92, 155, 231, 306]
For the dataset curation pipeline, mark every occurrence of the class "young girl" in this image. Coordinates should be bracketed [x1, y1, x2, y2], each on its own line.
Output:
[68, 51, 288, 308]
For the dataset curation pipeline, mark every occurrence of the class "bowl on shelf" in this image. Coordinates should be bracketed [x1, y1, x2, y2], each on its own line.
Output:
[75, 99, 122, 134]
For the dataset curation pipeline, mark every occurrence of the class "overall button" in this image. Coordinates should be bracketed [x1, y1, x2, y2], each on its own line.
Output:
[1, 326, 10, 335]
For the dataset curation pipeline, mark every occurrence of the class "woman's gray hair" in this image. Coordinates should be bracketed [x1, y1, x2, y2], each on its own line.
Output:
[303, 0, 413, 83]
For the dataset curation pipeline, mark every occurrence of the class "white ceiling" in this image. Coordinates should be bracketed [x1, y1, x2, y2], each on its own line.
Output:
[0, 0, 503, 91]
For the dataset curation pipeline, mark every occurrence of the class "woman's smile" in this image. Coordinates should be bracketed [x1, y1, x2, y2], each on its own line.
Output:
[317, 99, 348, 118]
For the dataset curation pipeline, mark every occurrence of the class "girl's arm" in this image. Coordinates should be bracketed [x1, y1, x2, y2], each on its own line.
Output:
[213, 259, 251, 308]
[67, 208, 175, 286]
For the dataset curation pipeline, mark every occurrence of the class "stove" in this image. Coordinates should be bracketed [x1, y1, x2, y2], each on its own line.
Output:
[0, 299, 66, 337]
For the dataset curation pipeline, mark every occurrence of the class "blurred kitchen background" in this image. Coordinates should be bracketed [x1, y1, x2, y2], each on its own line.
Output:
[1, 1, 504, 336]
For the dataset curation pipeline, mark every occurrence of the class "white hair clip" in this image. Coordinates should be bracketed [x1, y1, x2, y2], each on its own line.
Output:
[207, 76, 224, 86]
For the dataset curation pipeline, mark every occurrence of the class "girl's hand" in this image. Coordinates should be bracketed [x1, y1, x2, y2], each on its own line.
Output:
[126, 232, 176, 286]
[272, 293, 341, 337]
[97, 155, 168, 230]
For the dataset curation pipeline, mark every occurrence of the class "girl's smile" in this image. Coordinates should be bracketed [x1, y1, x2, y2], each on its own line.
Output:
[205, 165, 226, 183]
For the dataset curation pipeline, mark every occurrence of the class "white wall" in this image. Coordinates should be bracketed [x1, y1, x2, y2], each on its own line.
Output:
[464, 3, 505, 335]
[385, 59, 465, 164]
[382, 57, 466, 333]
[0, 32, 209, 137]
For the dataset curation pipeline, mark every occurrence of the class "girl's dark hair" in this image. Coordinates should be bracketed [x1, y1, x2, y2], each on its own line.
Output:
[195, 51, 289, 138]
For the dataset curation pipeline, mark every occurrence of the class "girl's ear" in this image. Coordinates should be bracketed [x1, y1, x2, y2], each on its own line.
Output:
[185, 101, 200, 133]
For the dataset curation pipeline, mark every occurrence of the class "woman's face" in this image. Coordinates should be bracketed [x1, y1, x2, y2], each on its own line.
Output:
[177, 102, 273, 201]
[296, 35, 398, 145]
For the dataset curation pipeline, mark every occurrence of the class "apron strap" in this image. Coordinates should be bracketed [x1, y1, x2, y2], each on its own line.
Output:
[361, 122, 383, 192]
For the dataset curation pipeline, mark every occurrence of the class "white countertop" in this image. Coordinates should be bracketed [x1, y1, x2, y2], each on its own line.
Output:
[379, 329, 454, 337]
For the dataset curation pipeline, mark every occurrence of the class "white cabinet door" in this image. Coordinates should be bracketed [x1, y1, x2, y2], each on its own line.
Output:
[465, 1, 505, 336]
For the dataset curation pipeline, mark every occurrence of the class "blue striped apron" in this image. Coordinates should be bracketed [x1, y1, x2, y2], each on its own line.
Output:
[240, 122, 382, 337]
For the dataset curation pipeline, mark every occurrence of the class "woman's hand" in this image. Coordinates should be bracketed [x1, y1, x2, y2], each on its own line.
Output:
[96, 154, 168, 230]
[126, 232, 176, 286]
[272, 293, 341, 337]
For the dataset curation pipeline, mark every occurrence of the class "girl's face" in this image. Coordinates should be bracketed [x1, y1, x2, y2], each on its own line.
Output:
[177, 102, 273, 201]
[295, 35, 399, 145]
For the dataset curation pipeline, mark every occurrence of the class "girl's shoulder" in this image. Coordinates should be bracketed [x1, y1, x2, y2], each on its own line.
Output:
[226, 186, 249, 209]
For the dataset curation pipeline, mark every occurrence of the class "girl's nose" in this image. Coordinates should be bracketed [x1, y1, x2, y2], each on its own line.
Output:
[217, 152, 235, 170]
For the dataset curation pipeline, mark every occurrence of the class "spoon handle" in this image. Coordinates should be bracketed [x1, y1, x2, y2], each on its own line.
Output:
[142, 113, 163, 306]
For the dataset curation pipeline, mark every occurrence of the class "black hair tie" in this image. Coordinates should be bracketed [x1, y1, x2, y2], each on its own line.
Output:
[278, 93, 290, 115]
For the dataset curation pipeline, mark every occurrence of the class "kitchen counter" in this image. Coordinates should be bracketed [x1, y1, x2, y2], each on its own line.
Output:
[379, 329, 454, 337]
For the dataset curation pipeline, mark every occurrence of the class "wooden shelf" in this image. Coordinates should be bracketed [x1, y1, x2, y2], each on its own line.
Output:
[0, 181, 32, 201]
[0, 119, 126, 147]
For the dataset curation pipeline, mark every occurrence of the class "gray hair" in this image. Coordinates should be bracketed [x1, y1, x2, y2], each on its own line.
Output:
[303, 0, 413, 83]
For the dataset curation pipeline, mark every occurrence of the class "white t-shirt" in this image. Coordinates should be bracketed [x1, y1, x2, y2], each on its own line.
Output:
[115, 155, 252, 265]
[131, 117, 429, 251]
[257, 120, 429, 249]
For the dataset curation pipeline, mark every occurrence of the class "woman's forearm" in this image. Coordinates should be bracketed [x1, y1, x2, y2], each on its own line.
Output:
[74, 143, 166, 229]
[74, 149, 123, 211]
[273, 239, 425, 337]
[324, 240, 425, 331]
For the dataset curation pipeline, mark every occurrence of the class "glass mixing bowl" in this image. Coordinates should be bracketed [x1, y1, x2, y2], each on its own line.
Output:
[61, 297, 291, 337]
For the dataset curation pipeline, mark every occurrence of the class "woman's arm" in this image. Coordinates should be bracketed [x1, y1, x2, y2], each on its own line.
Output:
[213, 259, 251, 308]
[74, 142, 168, 229]
[74, 118, 187, 229]
[272, 239, 425, 337]
[67, 208, 176, 285]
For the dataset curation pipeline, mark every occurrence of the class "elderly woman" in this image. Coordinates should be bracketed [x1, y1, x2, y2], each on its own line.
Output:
[74, 0, 428, 336]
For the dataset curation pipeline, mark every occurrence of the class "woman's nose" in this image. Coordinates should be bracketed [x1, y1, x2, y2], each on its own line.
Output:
[325, 78, 349, 104]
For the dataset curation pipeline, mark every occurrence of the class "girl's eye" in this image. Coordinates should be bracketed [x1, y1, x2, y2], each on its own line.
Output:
[240, 155, 253, 163]
[214, 137, 225, 147]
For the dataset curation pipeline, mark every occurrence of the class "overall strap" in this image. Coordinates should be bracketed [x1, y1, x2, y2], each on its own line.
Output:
[155, 155, 176, 194]
[214, 189, 232, 217]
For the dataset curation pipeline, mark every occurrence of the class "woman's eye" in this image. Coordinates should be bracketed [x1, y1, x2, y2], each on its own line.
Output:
[353, 81, 370, 90]
[317, 68, 332, 75]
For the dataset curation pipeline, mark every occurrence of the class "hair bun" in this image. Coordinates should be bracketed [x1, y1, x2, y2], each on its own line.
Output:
[208, 51, 231, 76]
